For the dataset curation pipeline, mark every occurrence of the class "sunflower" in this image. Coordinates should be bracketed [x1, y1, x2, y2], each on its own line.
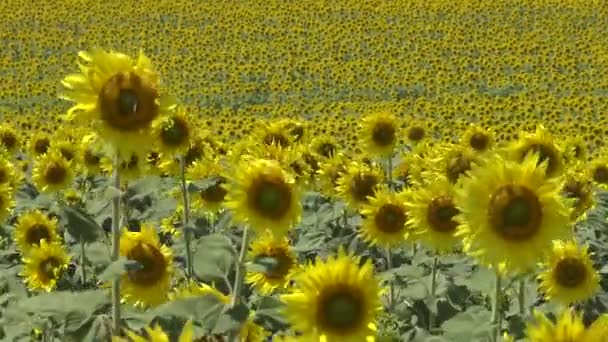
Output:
[225, 158, 301, 238]
[100, 152, 145, 181]
[20, 240, 70, 292]
[187, 159, 229, 219]
[404, 119, 428, 145]
[50, 138, 81, 164]
[561, 135, 589, 164]
[0, 156, 17, 188]
[391, 151, 424, 188]
[27, 133, 51, 157]
[310, 135, 340, 159]
[561, 168, 594, 222]
[0, 124, 20, 155]
[460, 124, 495, 154]
[254, 120, 294, 149]
[119, 223, 173, 307]
[0, 184, 15, 223]
[538, 240, 599, 305]
[407, 176, 462, 253]
[14, 209, 61, 254]
[31, 150, 75, 193]
[281, 248, 383, 341]
[317, 153, 347, 198]
[358, 186, 411, 248]
[80, 133, 104, 176]
[455, 153, 572, 274]
[170, 279, 231, 304]
[525, 309, 608, 342]
[60, 48, 176, 157]
[151, 109, 192, 156]
[359, 111, 400, 157]
[158, 135, 211, 176]
[113, 320, 193, 342]
[428, 143, 478, 185]
[240, 313, 271, 342]
[277, 118, 308, 144]
[246, 232, 298, 295]
[336, 161, 384, 211]
[587, 155, 608, 190]
[509, 126, 564, 178]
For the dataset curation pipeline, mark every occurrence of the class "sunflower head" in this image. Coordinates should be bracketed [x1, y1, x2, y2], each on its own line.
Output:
[20, 240, 70, 292]
[151, 109, 192, 155]
[310, 135, 339, 159]
[336, 161, 384, 210]
[510, 126, 564, 178]
[28, 133, 51, 157]
[538, 240, 599, 306]
[360, 111, 400, 156]
[14, 209, 60, 254]
[588, 155, 608, 190]
[0, 124, 20, 154]
[561, 168, 594, 222]
[170, 280, 231, 304]
[316, 153, 347, 198]
[526, 309, 586, 342]
[280, 248, 383, 341]
[404, 119, 427, 144]
[32, 150, 75, 193]
[0, 184, 15, 223]
[246, 232, 298, 295]
[461, 124, 494, 154]
[115, 320, 193, 342]
[455, 153, 572, 274]
[359, 187, 411, 248]
[119, 223, 173, 307]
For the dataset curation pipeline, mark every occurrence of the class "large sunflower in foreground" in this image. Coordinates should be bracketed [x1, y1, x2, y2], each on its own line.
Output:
[281, 248, 383, 342]
[526, 309, 608, 342]
[20, 240, 70, 292]
[60, 48, 176, 157]
[246, 232, 299, 295]
[407, 176, 462, 254]
[455, 153, 572, 274]
[358, 187, 411, 248]
[359, 111, 400, 157]
[119, 224, 173, 307]
[538, 240, 599, 305]
[225, 158, 301, 237]
[113, 320, 193, 342]
[14, 209, 61, 254]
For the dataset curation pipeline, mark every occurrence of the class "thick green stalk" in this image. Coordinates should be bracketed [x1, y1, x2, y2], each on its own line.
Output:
[111, 152, 122, 334]
[429, 256, 439, 330]
[80, 239, 87, 287]
[228, 227, 250, 342]
[491, 271, 503, 342]
[518, 278, 525, 315]
[179, 155, 194, 278]
[386, 247, 394, 309]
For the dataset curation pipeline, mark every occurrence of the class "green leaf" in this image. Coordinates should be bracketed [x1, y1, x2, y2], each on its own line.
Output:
[441, 306, 493, 341]
[192, 234, 237, 280]
[64, 315, 111, 342]
[212, 303, 249, 334]
[62, 205, 104, 243]
[255, 296, 288, 329]
[98, 257, 141, 282]
[247, 256, 279, 273]
[146, 295, 225, 332]
[16, 290, 109, 319]
[103, 186, 123, 202]
[293, 230, 326, 252]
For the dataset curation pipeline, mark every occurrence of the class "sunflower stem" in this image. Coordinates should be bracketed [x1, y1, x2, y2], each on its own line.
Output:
[80, 239, 87, 287]
[386, 247, 394, 309]
[387, 155, 393, 190]
[491, 271, 503, 342]
[229, 226, 250, 342]
[518, 277, 525, 315]
[429, 255, 439, 331]
[110, 151, 122, 334]
[179, 155, 194, 278]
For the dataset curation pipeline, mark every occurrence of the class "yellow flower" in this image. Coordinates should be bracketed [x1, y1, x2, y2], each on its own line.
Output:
[561, 167, 594, 222]
[60, 48, 176, 157]
[246, 232, 298, 295]
[538, 240, 599, 305]
[407, 176, 462, 254]
[0, 184, 15, 223]
[524, 309, 608, 342]
[281, 248, 383, 342]
[32, 150, 75, 193]
[316, 152, 347, 199]
[240, 313, 271, 342]
[225, 158, 302, 238]
[460, 123, 495, 154]
[359, 111, 400, 157]
[0, 124, 20, 155]
[455, 153, 572, 274]
[336, 161, 384, 211]
[150, 109, 192, 156]
[119, 224, 173, 307]
[587, 154, 608, 190]
[20, 240, 70, 292]
[14, 209, 61, 254]
[113, 320, 193, 342]
[358, 187, 411, 248]
[170, 279, 231, 304]
[509, 125, 565, 178]
[187, 158, 229, 219]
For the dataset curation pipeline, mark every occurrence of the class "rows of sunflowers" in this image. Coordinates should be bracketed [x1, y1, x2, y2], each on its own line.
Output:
[1, 0, 608, 341]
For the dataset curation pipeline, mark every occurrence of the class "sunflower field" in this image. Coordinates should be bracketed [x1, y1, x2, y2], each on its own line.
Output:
[2, 0, 608, 341]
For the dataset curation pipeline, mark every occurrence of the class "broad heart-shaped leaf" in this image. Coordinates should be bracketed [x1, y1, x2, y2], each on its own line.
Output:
[255, 296, 289, 330]
[15, 290, 109, 320]
[62, 205, 104, 243]
[145, 295, 225, 332]
[293, 229, 326, 253]
[64, 315, 111, 342]
[98, 257, 142, 282]
[441, 306, 493, 341]
[212, 303, 250, 334]
[193, 234, 237, 281]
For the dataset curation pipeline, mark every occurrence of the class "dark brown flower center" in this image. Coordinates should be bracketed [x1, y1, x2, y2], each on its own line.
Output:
[248, 174, 292, 219]
[83, 149, 101, 166]
[374, 203, 407, 233]
[593, 165, 608, 184]
[38, 257, 63, 282]
[126, 242, 166, 286]
[254, 249, 294, 279]
[263, 133, 290, 148]
[469, 132, 489, 151]
[489, 185, 543, 241]
[25, 224, 52, 246]
[98, 71, 159, 131]
[317, 142, 337, 158]
[0, 132, 17, 150]
[554, 257, 587, 288]
[318, 287, 365, 334]
[350, 174, 379, 204]
[427, 196, 459, 233]
[45, 162, 67, 184]
[523, 143, 559, 176]
[34, 138, 50, 155]
[446, 154, 472, 183]
[200, 177, 228, 203]
[160, 116, 189, 147]
[371, 122, 396, 147]
[407, 126, 425, 142]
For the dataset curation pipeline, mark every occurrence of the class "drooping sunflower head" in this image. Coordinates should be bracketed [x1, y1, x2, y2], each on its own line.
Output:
[280, 248, 383, 341]
[408, 176, 462, 254]
[526, 309, 586, 342]
[60, 49, 176, 156]
[310, 135, 340, 159]
[433, 143, 478, 185]
[455, 153, 572, 274]
[14, 209, 60, 254]
[151, 109, 192, 156]
[561, 167, 594, 222]
[277, 118, 308, 144]
[225, 158, 302, 238]
[31, 150, 75, 193]
[358, 186, 411, 248]
[510, 126, 565, 178]
[538, 240, 599, 306]
[255, 120, 293, 149]
[187, 159, 229, 219]
[119, 223, 173, 307]
[20, 240, 70, 292]
[561, 135, 589, 164]
[460, 124, 495, 154]
[336, 161, 384, 210]
[359, 111, 400, 157]
[0, 184, 15, 223]
[246, 232, 298, 295]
